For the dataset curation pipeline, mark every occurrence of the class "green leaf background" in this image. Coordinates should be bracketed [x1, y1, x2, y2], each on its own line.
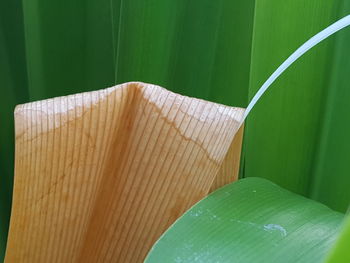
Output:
[1, 0, 350, 261]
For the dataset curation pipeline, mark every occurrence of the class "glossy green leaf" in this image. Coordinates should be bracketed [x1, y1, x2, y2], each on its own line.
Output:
[146, 178, 344, 262]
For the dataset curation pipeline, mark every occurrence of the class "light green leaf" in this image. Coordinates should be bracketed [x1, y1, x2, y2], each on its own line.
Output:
[146, 178, 344, 262]
[326, 215, 350, 262]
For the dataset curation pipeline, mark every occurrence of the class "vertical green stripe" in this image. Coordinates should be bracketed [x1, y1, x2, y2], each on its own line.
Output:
[22, 0, 115, 100]
[309, 0, 350, 212]
[114, 0, 254, 107]
[244, 0, 338, 196]
[0, 0, 28, 259]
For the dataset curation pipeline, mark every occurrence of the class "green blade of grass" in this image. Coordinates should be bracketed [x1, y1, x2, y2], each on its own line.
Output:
[146, 178, 344, 262]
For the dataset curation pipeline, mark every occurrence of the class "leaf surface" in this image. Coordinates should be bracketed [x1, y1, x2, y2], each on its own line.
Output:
[146, 178, 344, 263]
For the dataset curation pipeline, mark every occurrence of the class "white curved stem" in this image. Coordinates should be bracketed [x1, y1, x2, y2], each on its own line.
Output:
[243, 15, 350, 121]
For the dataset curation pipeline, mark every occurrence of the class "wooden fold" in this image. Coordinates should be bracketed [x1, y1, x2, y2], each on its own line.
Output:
[5, 82, 244, 262]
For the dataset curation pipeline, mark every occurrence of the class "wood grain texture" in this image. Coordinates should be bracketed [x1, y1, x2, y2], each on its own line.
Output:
[5, 82, 245, 262]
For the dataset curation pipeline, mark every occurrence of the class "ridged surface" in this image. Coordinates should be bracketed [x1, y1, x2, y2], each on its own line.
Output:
[5, 82, 244, 262]
[210, 126, 243, 192]
[146, 178, 344, 263]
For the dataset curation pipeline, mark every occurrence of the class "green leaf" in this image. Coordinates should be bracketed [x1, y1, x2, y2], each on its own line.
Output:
[22, 0, 115, 100]
[326, 215, 350, 262]
[244, 0, 343, 200]
[113, 0, 254, 107]
[146, 178, 344, 262]
[309, 0, 350, 212]
[0, 0, 28, 260]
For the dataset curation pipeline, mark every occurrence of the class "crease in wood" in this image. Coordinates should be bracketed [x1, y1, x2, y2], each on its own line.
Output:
[5, 82, 245, 262]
